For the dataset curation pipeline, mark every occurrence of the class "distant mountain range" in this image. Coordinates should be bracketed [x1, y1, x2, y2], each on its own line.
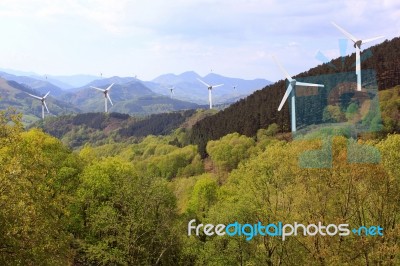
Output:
[146, 71, 271, 104]
[0, 78, 80, 124]
[0, 68, 272, 121]
[0, 68, 100, 89]
[60, 79, 199, 114]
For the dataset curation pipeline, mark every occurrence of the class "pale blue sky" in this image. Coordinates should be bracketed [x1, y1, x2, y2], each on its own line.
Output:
[0, 0, 399, 81]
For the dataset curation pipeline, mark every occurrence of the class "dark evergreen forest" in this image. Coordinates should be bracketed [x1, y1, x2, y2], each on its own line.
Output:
[191, 37, 400, 156]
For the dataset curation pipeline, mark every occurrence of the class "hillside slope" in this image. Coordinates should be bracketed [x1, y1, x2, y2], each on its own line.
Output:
[36, 109, 212, 148]
[191, 37, 400, 156]
[0, 78, 80, 124]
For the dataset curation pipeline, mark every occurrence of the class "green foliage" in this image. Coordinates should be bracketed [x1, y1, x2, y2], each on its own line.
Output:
[345, 102, 359, 120]
[73, 158, 180, 265]
[2, 97, 400, 265]
[379, 86, 400, 133]
[187, 174, 218, 221]
[0, 109, 81, 264]
[183, 136, 400, 265]
[265, 123, 279, 136]
[206, 133, 255, 171]
[323, 105, 346, 122]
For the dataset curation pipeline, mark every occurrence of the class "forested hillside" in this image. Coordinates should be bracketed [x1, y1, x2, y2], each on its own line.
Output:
[1, 101, 399, 264]
[37, 109, 207, 149]
[191, 37, 400, 156]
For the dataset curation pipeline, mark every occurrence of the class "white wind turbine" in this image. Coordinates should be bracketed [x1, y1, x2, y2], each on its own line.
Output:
[331, 22, 384, 91]
[197, 78, 223, 109]
[274, 57, 324, 132]
[169, 86, 174, 99]
[91, 83, 114, 112]
[27, 91, 50, 120]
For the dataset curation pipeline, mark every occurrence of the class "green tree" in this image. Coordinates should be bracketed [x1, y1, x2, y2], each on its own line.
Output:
[0, 109, 81, 265]
[323, 105, 346, 122]
[206, 133, 255, 172]
[73, 158, 180, 265]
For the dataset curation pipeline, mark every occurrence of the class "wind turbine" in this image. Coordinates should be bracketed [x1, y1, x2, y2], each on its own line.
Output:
[169, 86, 174, 99]
[274, 57, 324, 132]
[233, 85, 239, 98]
[197, 78, 223, 109]
[91, 83, 114, 112]
[27, 91, 50, 120]
[331, 22, 384, 91]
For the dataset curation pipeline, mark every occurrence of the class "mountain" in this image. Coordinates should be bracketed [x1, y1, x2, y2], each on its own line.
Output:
[0, 78, 80, 124]
[67, 76, 137, 92]
[0, 71, 65, 97]
[0, 68, 101, 89]
[146, 71, 272, 104]
[62, 78, 199, 114]
[48, 74, 100, 89]
[190, 36, 400, 156]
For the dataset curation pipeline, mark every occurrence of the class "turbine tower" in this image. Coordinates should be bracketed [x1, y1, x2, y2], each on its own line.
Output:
[331, 22, 384, 91]
[274, 57, 324, 132]
[27, 91, 50, 120]
[197, 78, 223, 109]
[169, 87, 174, 99]
[91, 83, 114, 112]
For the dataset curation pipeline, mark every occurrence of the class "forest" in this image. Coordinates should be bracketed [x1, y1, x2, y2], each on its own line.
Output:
[191, 37, 400, 157]
[0, 85, 399, 265]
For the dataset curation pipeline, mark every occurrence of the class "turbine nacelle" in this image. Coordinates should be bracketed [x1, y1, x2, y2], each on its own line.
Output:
[27, 91, 50, 119]
[332, 22, 384, 91]
[91, 83, 114, 112]
[197, 78, 224, 109]
[273, 56, 324, 132]
[354, 40, 362, 49]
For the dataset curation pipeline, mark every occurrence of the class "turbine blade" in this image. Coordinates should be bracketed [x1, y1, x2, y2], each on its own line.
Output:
[27, 93, 42, 100]
[106, 83, 114, 91]
[278, 84, 293, 111]
[315, 50, 337, 70]
[43, 91, 50, 98]
[339, 38, 348, 57]
[296, 81, 324, 87]
[43, 101, 49, 113]
[272, 56, 293, 81]
[212, 84, 224, 88]
[197, 78, 211, 88]
[91, 86, 106, 92]
[362, 36, 384, 44]
[331, 22, 358, 43]
[107, 94, 113, 106]
[315, 50, 331, 63]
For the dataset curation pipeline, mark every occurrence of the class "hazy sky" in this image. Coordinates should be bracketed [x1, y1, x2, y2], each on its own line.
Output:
[0, 0, 399, 81]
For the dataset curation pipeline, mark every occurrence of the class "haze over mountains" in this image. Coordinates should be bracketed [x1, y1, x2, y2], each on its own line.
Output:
[0, 69, 271, 122]
[146, 71, 271, 104]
